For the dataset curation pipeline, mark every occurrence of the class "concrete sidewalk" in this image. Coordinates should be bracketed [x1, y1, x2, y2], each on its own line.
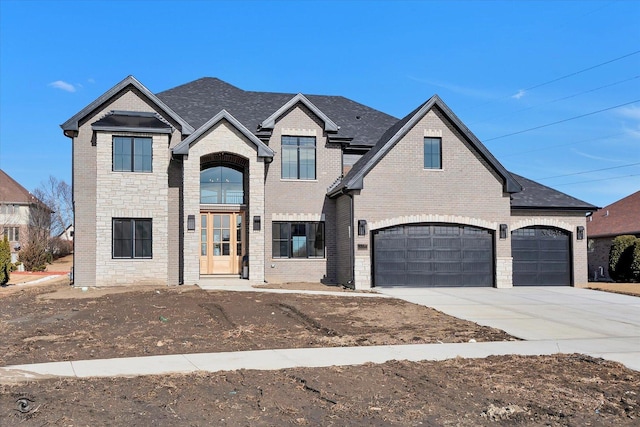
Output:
[4, 337, 636, 384]
[1, 285, 638, 384]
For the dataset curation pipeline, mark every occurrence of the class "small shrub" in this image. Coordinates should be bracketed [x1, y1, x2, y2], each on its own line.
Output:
[609, 235, 639, 282]
[632, 240, 640, 283]
[0, 236, 10, 285]
[18, 242, 49, 272]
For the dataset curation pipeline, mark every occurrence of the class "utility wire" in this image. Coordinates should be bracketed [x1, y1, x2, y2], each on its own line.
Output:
[521, 50, 640, 93]
[484, 100, 640, 142]
[536, 162, 640, 180]
[459, 49, 640, 113]
[469, 75, 640, 126]
[552, 173, 640, 187]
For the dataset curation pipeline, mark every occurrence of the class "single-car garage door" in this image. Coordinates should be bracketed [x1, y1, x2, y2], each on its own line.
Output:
[512, 226, 571, 286]
[373, 224, 494, 287]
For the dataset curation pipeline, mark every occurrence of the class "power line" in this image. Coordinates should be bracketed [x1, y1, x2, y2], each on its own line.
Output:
[522, 50, 640, 92]
[552, 174, 640, 187]
[469, 75, 640, 126]
[536, 162, 640, 180]
[459, 49, 640, 113]
[484, 100, 640, 142]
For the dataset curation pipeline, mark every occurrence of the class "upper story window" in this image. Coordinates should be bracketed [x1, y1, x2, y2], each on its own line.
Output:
[281, 136, 316, 180]
[200, 166, 244, 204]
[0, 204, 17, 215]
[113, 136, 152, 172]
[423, 137, 442, 169]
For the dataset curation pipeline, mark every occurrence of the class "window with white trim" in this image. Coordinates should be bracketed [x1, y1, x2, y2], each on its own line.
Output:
[2, 227, 19, 242]
[423, 137, 442, 169]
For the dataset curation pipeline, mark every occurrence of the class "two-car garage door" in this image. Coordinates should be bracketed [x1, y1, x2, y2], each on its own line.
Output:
[373, 224, 494, 287]
[373, 224, 572, 287]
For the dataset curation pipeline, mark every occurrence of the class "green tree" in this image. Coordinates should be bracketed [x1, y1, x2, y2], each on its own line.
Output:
[0, 235, 11, 286]
[631, 240, 640, 283]
[609, 235, 638, 282]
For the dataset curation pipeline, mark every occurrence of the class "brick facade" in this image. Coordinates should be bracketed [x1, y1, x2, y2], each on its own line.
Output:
[64, 77, 593, 290]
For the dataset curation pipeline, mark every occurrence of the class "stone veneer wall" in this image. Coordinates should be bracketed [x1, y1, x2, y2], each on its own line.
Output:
[94, 132, 170, 286]
[74, 90, 159, 287]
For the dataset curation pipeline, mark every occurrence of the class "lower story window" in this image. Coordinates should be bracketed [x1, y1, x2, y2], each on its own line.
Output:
[272, 222, 325, 258]
[113, 218, 152, 259]
[2, 227, 19, 242]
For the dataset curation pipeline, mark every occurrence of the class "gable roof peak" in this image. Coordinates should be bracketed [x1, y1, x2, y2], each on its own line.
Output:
[172, 109, 274, 158]
[329, 94, 522, 196]
[60, 75, 194, 137]
[259, 93, 339, 132]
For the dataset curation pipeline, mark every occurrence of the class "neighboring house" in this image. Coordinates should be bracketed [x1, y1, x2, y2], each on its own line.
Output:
[58, 224, 74, 242]
[61, 76, 596, 289]
[0, 169, 45, 263]
[587, 190, 640, 281]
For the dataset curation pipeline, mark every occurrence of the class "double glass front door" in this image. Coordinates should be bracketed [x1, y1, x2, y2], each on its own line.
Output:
[200, 212, 243, 275]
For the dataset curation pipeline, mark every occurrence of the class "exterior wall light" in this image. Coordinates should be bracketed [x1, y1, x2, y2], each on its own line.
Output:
[187, 215, 195, 231]
[358, 220, 367, 236]
[253, 216, 261, 231]
[499, 224, 508, 239]
[576, 226, 584, 240]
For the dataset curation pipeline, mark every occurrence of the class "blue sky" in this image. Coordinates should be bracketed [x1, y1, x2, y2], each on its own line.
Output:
[0, 0, 638, 208]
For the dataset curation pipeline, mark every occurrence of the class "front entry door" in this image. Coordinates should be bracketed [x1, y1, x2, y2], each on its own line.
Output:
[200, 212, 243, 275]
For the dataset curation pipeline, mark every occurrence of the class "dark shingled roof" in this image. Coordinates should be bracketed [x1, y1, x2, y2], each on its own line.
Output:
[510, 173, 597, 210]
[156, 78, 398, 147]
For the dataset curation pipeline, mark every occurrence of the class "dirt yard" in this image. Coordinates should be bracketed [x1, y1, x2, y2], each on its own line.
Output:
[1, 355, 638, 426]
[0, 282, 513, 366]
[1, 280, 638, 425]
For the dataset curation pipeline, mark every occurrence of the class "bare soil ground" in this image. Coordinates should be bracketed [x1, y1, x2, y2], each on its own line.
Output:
[1, 266, 638, 425]
[0, 282, 513, 366]
[1, 355, 638, 426]
[588, 282, 640, 297]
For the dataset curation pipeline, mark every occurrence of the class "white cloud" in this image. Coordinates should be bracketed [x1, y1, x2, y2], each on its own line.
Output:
[512, 89, 526, 100]
[617, 104, 640, 120]
[570, 148, 624, 163]
[48, 80, 77, 92]
[88, 78, 95, 84]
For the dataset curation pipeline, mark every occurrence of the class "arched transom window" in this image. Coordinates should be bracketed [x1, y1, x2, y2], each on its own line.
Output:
[200, 166, 244, 204]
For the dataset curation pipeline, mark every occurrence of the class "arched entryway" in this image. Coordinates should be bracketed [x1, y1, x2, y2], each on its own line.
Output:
[199, 153, 248, 275]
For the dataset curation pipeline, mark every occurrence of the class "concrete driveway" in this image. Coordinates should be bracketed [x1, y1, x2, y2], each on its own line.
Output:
[377, 286, 640, 370]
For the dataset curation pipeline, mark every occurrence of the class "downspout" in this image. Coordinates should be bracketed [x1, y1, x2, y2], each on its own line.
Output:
[348, 190, 355, 288]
